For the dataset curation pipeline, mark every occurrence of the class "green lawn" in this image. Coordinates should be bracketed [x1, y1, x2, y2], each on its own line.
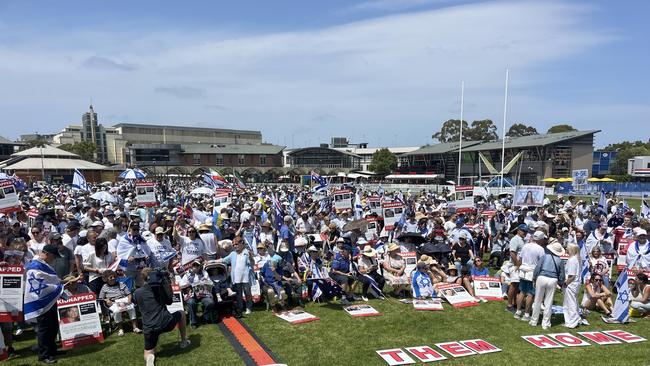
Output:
[6, 295, 649, 366]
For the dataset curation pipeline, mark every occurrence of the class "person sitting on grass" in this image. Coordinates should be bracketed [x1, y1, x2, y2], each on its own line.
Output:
[412, 262, 436, 299]
[630, 272, 650, 317]
[99, 270, 142, 336]
[330, 244, 357, 305]
[382, 243, 409, 297]
[260, 255, 288, 310]
[181, 260, 215, 328]
[356, 246, 386, 301]
[581, 274, 613, 317]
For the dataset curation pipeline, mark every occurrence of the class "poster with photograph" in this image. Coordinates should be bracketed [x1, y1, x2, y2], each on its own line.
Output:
[275, 309, 319, 324]
[382, 202, 404, 230]
[344, 304, 382, 317]
[166, 284, 185, 314]
[0, 265, 24, 322]
[367, 196, 382, 216]
[451, 186, 475, 214]
[513, 185, 545, 207]
[437, 283, 478, 308]
[57, 293, 104, 349]
[333, 190, 353, 210]
[0, 180, 21, 214]
[413, 298, 444, 311]
[472, 276, 503, 301]
[402, 252, 417, 279]
[616, 238, 632, 271]
[135, 181, 157, 207]
[365, 217, 379, 238]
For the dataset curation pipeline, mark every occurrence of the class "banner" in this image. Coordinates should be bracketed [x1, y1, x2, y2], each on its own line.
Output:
[166, 284, 185, 314]
[513, 185, 545, 207]
[367, 196, 382, 216]
[135, 181, 157, 207]
[275, 309, 319, 324]
[437, 283, 478, 308]
[333, 190, 353, 211]
[572, 169, 588, 192]
[0, 181, 21, 215]
[0, 265, 24, 322]
[413, 298, 444, 311]
[344, 304, 381, 317]
[56, 293, 104, 349]
[382, 202, 404, 230]
[472, 276, 503, 301]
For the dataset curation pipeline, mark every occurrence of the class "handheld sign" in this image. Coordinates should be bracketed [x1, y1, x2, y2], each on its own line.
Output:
[57, 293, 104, 349]
[135, 181, 157, 207]
[449, 186, 474, 214]
[166, 284, 185, 314]
[513, 185, 545, 207]
[333, 190, 353, 210]
[472, 276, 503, 301]
[0, 181, 21, 214]
[382, 202, 404, 230]
[0, 265, 24, 322]
[367, 196, 382, 216]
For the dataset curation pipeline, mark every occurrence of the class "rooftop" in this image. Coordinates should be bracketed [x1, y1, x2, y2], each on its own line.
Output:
[401, 141, 481, 156]
[462, 130, 600, 152]
[113, 123, 261, 135]
[181, 143, 285, 155]
[13, 144, 78, 158]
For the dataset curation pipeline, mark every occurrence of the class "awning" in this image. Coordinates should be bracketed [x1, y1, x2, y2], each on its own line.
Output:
[385, 174, 439, 179]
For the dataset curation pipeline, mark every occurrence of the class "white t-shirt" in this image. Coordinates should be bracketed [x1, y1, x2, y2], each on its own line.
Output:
[147, 237, 174, 268]
[62, 233, 77, 252]
[74, 243, 97, 262]
[200, 233, 217, 255]
[108, 238, 119, 254]
[179, 236, 205, 265]
[28, 240, 46, 255]
[565, 256, 580, 279]
[233, 252, 248, 283]
[520, 243, 544, 269]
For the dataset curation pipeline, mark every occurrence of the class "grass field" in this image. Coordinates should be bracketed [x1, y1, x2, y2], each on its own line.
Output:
[6, 292, 649, 366]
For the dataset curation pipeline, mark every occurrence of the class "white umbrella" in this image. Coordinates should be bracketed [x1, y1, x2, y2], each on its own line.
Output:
[190, 186, 215, 195]
[119, 168, 146, 180]
[90, 191, 118, 203]
[0, 172, 11, 180]
[446, 180, 456, 185]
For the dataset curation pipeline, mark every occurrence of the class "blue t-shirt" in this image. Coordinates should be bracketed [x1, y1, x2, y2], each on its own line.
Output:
[279, 225, 294, 251]
[331, 253, 351, 273]
[470, 267, 489, 277]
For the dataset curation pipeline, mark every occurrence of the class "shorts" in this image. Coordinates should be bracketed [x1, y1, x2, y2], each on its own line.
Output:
[143, 311, 183, 351]
[519, 280, 535, 296]
[330, 273, 354, 287]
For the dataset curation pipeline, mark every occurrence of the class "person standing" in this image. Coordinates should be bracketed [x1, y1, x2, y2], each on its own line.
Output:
[529, 242, 566, 330]
[23, 244, 65, 364]
[562, 244, 581, 328]
[220, 236, 255, 318]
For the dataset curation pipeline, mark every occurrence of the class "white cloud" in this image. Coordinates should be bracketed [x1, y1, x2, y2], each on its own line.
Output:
[0, 1, 620, 146]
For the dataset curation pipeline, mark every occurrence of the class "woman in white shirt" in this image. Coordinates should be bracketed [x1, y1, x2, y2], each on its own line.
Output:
[84, 237, 114, 295]
[562, 244, 581, 328]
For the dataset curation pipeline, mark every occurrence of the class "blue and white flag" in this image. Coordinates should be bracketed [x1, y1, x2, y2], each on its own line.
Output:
[597, 190, 607, 214]
[377, 184, 384, 197]
[71, 168, 89, 191]
[641, 197, 650, 218]
[577, 240, 590, 283]
[354, 191, 363, 220]
[603, 270, 630, 324]
[311, 171, 328, 193]
[23, 259, 63, 320]
[11, 174, 27, 191]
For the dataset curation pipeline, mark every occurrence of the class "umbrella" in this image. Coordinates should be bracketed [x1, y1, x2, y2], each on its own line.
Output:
[90, 191, 118, 203]
[342, 219, 368, 232]
[541, 177, 559, 182]
[599, 177, 616, 182]
[557, 177, 573, 182]
[396, 232, 427, 245]
[119, 168, 146, 180]
[190, 186, 215, 195]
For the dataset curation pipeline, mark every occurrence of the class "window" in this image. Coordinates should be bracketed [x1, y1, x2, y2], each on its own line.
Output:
[193, 154, 201, 166]
[238, 154, 245, 166]
[259, 155, 267, 166]
[215, 154, 224, 166]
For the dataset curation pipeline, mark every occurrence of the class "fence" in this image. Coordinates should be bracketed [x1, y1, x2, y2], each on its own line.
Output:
[556, 182, 650, 198]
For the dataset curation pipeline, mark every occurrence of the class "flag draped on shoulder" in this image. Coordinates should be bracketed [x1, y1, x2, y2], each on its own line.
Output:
[603, 270, 630, 324]
[23, 259, 63, 320]
[72, 168, 89, 191]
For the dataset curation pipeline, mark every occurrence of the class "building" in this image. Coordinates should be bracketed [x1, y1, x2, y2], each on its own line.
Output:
[0, 136, 23, 162]
[399, 130, 599, 185]
[333, 146, 420, 172]
[286, 147, 362, 173]
[628, 156, 650, 178]
[592, 151, 618, 176]
[0, 144, 109, 183]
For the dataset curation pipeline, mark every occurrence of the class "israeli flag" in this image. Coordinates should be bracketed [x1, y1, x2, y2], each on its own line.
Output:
[71, 168, 89, 191]
[597, 190, 607, 213]
[23, 259, 63, 321]
[641, 197, 650, 218]
[354, 191, 363, 220]
[577, 240, 590, 283]
[605, 270, 630, 323]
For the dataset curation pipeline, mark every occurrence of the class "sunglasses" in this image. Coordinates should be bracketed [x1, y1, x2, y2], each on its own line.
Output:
[32, 231, 41, 234]
[593, 278, 602, 282]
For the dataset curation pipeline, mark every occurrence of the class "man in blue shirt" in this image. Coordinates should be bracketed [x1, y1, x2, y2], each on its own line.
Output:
[329, 245, 356, 305]
[279, 215, 295, 252]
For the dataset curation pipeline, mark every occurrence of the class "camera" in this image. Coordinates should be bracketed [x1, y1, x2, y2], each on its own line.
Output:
[148, 268, 171, 287]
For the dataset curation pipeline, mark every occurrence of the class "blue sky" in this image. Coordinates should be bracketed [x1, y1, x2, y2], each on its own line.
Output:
[0, 0, 647, 148]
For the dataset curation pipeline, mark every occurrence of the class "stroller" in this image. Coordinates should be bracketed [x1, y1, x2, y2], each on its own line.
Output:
[418, 240, 452, 268]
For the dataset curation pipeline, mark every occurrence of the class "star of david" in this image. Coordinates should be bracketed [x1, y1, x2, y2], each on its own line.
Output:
[28, 273, 48, 296]
[617, 290, 629, 303]
[421, 278, 431, 286]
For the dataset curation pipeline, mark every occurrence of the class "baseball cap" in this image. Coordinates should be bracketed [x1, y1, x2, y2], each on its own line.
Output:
[517, 224, 529, 232]
[533, 231, 547, 241]
[42, 244, 62, 257]
[637, 229, 648, 236]
[155, 227, 165, 235]
[49, 232, 62, 241]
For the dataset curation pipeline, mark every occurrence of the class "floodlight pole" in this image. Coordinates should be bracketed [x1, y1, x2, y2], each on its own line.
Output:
[499, 69, 509, 190]
[457, 81, 464, 186]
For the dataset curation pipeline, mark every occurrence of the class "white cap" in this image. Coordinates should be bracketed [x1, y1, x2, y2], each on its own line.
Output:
[637, 229, 647, 236]
[533, 231, 547, 241]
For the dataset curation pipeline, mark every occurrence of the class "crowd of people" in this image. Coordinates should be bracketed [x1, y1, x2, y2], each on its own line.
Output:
[1, 176, 649, 364]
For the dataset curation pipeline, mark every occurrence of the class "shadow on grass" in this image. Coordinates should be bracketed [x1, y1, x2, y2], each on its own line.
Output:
[156, 334, 202, 357]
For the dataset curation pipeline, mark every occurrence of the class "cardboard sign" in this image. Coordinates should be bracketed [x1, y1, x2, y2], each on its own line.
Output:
[0, 265, 24, 322]
[413, 298, 444, 311]
[0, 181, 20, 214]
[135, 181, 157, 207]
[435, 341, 475, 358]
[450, 186, 475, 214]
[382, 202, 404, 230]
[460, 339, 502, 354]
[333, 189, 353, 210]
[402, 252, 417, 279]
[405, 346, 446, 362]
[577, 331, 622, 345]
[275, 309, 319, 324]
[472, 276, 503, 301]
[616, 238, 632, 271]
[547, 333, 590, 347]
[368, 196, 383, 216]
[376, 349, 415, 365]
[344, 304, 381, 317]
[521, 335, 564, 349]
[437, 283, 478, 308]
[602, 330, 647, 343]
[166, 284, 185, 314]
[513, 185, 545, 207]
[57, 293, 104, 349]
[365, 217, 379, 239]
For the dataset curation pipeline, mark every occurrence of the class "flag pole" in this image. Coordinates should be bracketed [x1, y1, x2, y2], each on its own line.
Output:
[499, 69, 509, 190]
[457, 81, 464, 186]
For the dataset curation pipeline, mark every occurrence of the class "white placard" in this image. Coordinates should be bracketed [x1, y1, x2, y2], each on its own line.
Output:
[513, 185, 545, 207]
[472, 276, 503, 301]
[135, 181, 157, 207]
[344, 304, 381, 317]
[437, 283, 478, 308]
[382, 202, 404, 230]
[376, 349, 415, 365]
[368, 196, 382, 216]
[0, 265, 24, 322]
[275, 309, 319, 324]
[412, 299, 444, 311]
[166, 284, 185, 314]
[57, 293, 104, 349]
[0, 181, 20, 214]
[333, 190, 353, 210]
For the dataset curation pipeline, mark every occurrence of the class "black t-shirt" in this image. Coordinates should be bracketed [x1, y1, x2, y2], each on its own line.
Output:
[134, 284, 174, 334]
[53, 245, 74, 279]
[452, 243, 471, 263]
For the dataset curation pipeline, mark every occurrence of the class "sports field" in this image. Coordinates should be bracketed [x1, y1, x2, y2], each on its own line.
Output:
[6, 295, 649, 366]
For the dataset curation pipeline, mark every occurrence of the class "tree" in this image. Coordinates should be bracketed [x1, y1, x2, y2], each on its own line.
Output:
[432, 119, 469, 143]
[506, 123, 539, 137]
[368, 148, 398, 177]
[547, 124, 577, 134]
[464, 119, 498, 142]
[59, 141, 97, 162]
[601, 140, 650, 175]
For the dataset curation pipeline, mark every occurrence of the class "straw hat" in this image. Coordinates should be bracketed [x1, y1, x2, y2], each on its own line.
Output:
[62, 273, 82, 285]
[198, 224, 211, 232]
[418, 254, 435, 265]
[547, 241, 566, 257]
[257, 242, 267, 249]
[261, 220, 272, 228]
[447, 263, 457, 271]
[362, 246, 377, 257]
[387, 242, 400, 252]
